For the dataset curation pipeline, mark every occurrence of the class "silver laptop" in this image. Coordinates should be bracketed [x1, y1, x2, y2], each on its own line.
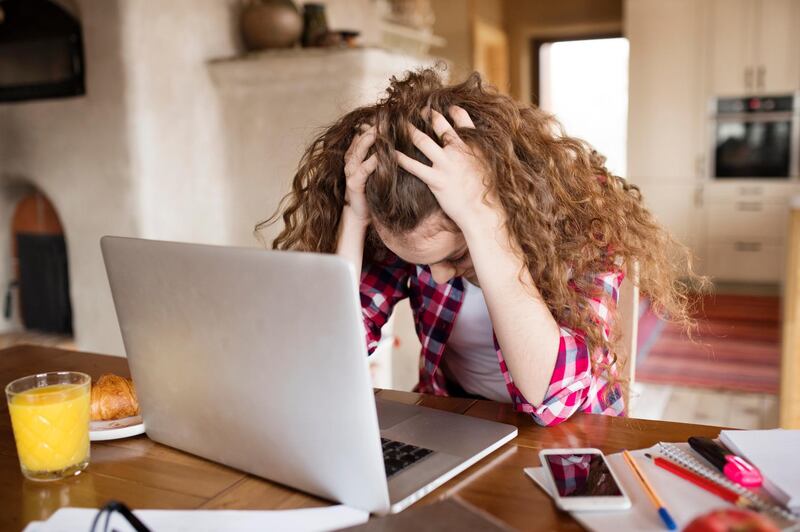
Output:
[101, 236, 517, 515]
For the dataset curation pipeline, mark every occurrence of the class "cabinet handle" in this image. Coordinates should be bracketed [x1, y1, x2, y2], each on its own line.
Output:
[734, 241, 763, 252]
[694, 155, 706, 179]
[744, 67, 754, 91]
[756, 66, 765, 91]
[736, 201, 763, 212]
[739, 186, 763, 196]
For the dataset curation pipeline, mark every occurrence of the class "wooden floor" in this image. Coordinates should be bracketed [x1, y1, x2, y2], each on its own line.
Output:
[630, 382, 779, 429]
[0, 331, 75, 351]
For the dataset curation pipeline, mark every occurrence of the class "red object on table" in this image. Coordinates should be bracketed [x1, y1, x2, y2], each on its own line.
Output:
[683, 509, 780, 532]
[651, 455, 743, 505]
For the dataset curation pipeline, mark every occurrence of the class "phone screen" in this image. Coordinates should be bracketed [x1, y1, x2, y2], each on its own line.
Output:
[543, 453, 623, 497]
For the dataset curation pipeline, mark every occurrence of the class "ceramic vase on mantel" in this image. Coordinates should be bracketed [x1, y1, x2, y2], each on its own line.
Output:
[240, 0, 303, 51]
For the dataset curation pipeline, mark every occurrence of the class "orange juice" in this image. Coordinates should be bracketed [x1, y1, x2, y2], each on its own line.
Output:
[8, 378, 90, 480]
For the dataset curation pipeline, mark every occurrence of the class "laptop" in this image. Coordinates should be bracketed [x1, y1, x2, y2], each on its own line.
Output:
[100, 236, 518, 515]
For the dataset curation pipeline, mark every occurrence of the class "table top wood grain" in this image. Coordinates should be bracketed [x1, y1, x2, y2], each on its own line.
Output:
[1, 345, 723, 531]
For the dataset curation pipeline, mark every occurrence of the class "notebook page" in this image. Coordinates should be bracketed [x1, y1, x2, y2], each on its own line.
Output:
[720, 429, 800, 509]
[23, 505, 369, 532]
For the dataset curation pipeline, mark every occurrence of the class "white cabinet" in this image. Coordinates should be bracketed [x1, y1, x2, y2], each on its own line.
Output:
[706, 241, 783, 282]
[702, 182, 800, 282]
[625, 0, 708, 265]
[635, 182, 704, 256]
[626, 0, 706, 181]
[756, 0, 800, 93]
[708, 0, 756, 96]
[709, 0, 800, 95]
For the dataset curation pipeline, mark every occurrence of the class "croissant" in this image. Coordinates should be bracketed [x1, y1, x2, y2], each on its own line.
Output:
[90, 374, 140, 421]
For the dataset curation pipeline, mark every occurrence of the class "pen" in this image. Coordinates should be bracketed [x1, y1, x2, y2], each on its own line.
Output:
[644, 453, 752, 509]
[623, 450, 677, 530]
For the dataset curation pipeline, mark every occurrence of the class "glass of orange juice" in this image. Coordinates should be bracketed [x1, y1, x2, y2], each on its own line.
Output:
[5, 371, 91, 481]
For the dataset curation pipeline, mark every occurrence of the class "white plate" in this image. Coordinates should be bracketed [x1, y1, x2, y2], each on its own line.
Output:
[90, 415, 145, 441]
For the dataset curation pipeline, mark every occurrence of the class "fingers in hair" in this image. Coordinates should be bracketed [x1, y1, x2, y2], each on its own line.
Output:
[407, 123, 445, 165]
[430, 109, 462, 146]
[448, 105, 475, 129]
[345, 128, 376, 169]
[361, 153, 378, 175]
[395, 150, 435, 184]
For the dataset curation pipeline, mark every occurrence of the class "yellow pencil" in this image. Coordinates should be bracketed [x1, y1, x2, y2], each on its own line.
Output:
[623, 450, 677, 530]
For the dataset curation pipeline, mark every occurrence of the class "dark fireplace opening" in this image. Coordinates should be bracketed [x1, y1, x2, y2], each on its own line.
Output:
[7, 190, 73, 335]
[16, 233, 72, 334]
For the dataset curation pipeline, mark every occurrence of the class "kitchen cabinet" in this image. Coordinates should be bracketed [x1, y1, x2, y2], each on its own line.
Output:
[702, 182, 800, 283]
[627, 0, 800, 283]
[625, 0, 708, 268]
[635, 181, 704, 261]
[626, 0, 706, 182]
[709, 0, 800, 95]
[708, 0, 755, 96]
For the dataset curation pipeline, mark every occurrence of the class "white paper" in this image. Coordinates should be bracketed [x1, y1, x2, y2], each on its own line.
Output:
[525, 445, 733, 532]
[23, 505, 369, 532]
[720, 429, 800, 510]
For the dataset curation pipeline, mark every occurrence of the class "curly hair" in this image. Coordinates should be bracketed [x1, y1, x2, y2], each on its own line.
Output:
[258, 67, 705, 387]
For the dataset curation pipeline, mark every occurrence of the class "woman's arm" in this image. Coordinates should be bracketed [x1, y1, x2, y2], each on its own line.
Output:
[461, 208, 561, 405]
[337, 125, 411, 355]
[336, 125, 376, 283]
[336, 205, 370, 282]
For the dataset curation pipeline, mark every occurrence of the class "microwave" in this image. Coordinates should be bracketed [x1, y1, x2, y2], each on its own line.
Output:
[710, 94, 799, 179]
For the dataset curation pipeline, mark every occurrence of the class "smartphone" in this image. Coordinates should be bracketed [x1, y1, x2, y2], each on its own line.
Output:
[539, 448, 631, 511]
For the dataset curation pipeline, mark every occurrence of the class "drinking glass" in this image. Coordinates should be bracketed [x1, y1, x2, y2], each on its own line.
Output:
[6, 371, 91, 481]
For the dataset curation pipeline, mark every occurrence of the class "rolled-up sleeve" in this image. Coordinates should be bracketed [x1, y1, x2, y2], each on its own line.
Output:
[529, 326, 593, 426]
[515, 268, 625, 426]
[359, 255, 411, 355]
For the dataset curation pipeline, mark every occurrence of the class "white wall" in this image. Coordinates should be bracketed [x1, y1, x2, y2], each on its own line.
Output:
[0, 181, 35, 333]
[0, 0, 414, 357]
[121, 0, 240, 245]
[0, 0, 139, 353]
[0, 0, 244, 353]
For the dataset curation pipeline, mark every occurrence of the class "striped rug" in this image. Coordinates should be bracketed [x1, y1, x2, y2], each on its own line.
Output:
[635, 294, 781, 394]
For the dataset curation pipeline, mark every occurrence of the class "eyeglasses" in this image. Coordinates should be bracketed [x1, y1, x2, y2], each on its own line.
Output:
[90, 501, 151, 532]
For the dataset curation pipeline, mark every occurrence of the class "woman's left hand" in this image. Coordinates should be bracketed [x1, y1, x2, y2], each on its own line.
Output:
[395, 106, 501, 234]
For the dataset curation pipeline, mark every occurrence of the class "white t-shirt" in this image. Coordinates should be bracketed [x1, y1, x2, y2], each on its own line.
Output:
[440, 278, 511, 403]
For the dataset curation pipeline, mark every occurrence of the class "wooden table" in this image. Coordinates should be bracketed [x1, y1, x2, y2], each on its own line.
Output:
[1, 345, 723, 531]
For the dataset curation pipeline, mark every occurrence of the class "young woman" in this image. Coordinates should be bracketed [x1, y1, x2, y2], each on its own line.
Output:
[260, 68, 700, 426]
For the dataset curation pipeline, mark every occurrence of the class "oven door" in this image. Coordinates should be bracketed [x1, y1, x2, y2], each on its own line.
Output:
[713, 112, 795, 179]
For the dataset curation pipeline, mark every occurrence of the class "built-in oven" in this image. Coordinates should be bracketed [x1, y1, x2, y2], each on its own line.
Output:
[711, 94, 799, 179]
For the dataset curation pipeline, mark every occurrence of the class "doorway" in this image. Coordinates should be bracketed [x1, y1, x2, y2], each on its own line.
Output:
[532, 36, 629, 177]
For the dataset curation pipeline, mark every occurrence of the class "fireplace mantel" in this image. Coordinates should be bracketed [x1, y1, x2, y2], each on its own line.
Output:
[208, 47, 441, 90]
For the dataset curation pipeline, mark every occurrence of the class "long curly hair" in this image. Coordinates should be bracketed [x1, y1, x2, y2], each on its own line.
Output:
[258, 67, 705, 387]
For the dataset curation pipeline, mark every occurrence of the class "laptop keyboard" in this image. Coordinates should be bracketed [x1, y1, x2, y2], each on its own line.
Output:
[381, 438, 434, 478]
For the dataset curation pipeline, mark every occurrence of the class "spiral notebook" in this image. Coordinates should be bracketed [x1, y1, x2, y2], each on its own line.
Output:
[525, 443, 798, 532]
[657, 443, 797, 524]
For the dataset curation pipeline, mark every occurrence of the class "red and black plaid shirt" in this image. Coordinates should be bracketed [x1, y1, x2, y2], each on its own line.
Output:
[360, 253, 625, 426]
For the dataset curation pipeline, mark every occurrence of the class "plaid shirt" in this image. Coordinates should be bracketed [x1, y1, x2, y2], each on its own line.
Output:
[360, 253, 625, 426]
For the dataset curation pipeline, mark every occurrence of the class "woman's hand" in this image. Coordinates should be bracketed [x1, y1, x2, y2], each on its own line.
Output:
[395, 106, 501, 234]
[343, 124, 378, 225]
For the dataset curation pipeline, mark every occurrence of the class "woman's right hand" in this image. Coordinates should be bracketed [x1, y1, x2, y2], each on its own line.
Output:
[343, 125, 377, 225]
